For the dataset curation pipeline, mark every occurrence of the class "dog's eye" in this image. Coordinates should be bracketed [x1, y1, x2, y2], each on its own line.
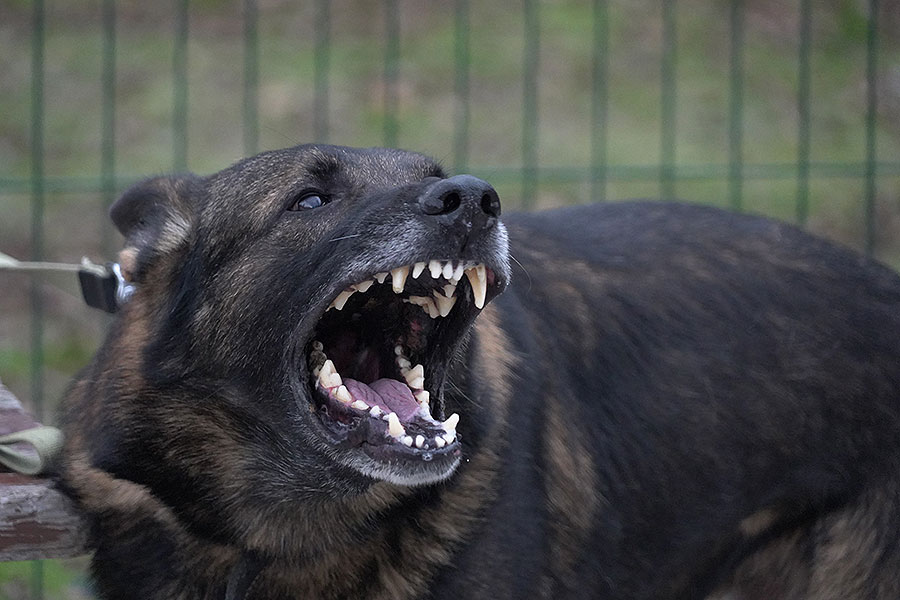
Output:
[288, 192, 329, 211]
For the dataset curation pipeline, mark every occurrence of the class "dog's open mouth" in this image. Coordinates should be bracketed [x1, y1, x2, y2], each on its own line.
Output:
[305, 259, 498, 464]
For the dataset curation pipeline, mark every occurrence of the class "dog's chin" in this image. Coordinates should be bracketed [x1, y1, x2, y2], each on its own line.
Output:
[294, 254, 507, 487]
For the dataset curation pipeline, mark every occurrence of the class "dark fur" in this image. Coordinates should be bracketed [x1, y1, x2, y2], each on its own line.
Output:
[59, 144, 900, 599]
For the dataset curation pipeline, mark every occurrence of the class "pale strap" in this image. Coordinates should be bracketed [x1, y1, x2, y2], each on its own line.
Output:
[0, 425, 64, 475]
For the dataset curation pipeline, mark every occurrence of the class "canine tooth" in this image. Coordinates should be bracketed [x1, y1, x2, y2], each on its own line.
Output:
[452, 263, 465, 283]
[433, 291, 457, 317]
[412, 262, 426, 279]
[465, 264, 487, 309]
[352, 399, 369, 411]
[434, 436, 446, 449]
[335, 385, 352, 404]
[370, 406, 383, 417]
[388, 413, 405, 437]
[397, 357, 411, 369]
[415, 435, 425, 448]
[405, 364, 424, 389]
[414, 389, 430, 404]
[312, 340, 324, 351]
[374, 272, 388, 284]
[353, 279, 374, 293]
[391, 266, 409, 293]
[402, 436, 414, 447]
[442, 261, 454, 279]
[442, 412, 460, 432]
[429, 260, 443, 279]
[443, 283, 457, 298]
[332, 289, 354, 311]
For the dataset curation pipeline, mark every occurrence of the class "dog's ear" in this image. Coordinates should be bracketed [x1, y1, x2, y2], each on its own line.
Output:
[110, 176, 197, 283]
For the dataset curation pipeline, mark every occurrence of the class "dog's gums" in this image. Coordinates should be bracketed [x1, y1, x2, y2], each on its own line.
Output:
[305, 258, 499, 461]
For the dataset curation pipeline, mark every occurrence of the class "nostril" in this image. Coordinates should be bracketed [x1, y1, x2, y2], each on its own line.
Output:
[442, 191, 462, 214]
[481, 191, 501, 218]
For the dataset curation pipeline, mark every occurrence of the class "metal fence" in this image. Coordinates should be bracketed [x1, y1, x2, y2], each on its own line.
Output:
[1, 0, 899, 596]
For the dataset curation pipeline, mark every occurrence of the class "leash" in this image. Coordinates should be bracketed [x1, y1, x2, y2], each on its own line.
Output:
[0, 250, 133, 314]
[0, 251, 134, 475]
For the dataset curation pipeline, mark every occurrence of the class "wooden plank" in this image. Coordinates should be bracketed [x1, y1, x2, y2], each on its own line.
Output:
[0, 473, 88, 561]
[0, 380, 88, 561]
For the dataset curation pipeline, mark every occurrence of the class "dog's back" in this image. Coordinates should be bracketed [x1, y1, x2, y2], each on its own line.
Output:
[479, 201, 900, 598]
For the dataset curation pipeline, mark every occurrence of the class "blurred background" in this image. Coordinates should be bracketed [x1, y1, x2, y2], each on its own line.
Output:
[1, 0, 898, 596]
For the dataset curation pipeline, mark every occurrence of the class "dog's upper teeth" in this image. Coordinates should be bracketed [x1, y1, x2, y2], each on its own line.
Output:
[353, 279, 374, 293]
[374, 272, 389, 284]
[465, 264, 487, 309]
[391, 266, 409, 293]
[451, 263, 465, 283]
[329, 289, 354, 311]
[442, 261, 454, 280]
[428, 260, 443, 279]
[412, 262, 426, 279]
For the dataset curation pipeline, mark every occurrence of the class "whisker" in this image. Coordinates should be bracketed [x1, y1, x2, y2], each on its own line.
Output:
[329, 234, 362, 243]
[509, 252, 532, 292]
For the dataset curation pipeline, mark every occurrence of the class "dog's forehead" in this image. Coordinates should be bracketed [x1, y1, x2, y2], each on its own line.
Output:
[211, 144, 442, 194]
[309, 145, 444, 187]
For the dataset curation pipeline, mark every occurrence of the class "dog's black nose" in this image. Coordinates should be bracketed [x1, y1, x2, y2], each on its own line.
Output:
[418, 175, 501, 228]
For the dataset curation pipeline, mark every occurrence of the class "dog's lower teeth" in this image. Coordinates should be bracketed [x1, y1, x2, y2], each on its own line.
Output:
[433, 292, 456, 317]
[443, 413, 459, 433]
[388, 413, 405, 437]
[335, 385, 352, 404]
[435, 436, 446, 449]
[415, 435, 425, 448]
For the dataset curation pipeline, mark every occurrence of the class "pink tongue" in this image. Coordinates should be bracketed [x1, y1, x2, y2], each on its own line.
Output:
[343, 378, 420, 422]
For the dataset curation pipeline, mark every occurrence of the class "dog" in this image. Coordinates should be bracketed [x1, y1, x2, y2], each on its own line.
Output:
[58, 144, 900, 599]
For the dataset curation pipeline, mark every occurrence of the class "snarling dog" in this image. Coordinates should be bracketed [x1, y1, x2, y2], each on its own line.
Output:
[59, 144, 900, 599]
